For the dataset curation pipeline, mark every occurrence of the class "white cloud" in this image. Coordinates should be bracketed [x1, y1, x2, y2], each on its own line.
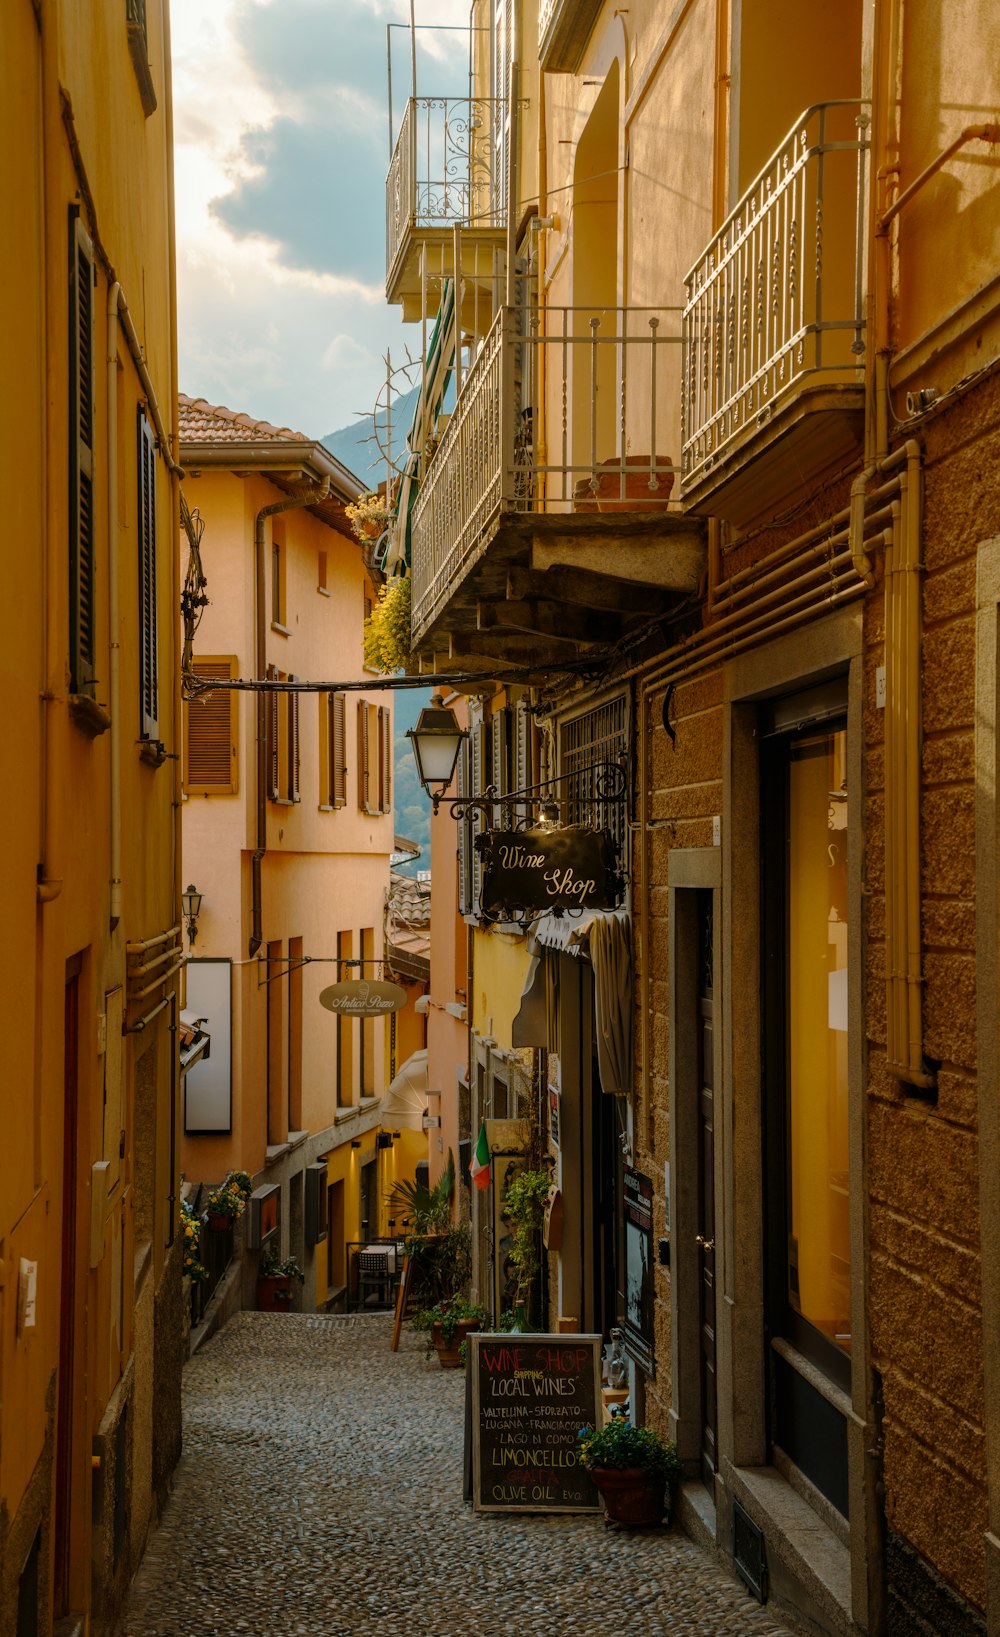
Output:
[171, 0, 428, 438]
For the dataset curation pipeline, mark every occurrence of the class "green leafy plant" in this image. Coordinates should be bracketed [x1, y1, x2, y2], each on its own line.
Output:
[388, 1151, 455, 1237]
[180, 1198, 208, 1283]
[258, 1247, 305, 1282]
[502, 1166, 551, 1314]
[576, 1420, 683, 1487]
[412, 1296, 486, 1351]
[363, 573, 412, 673]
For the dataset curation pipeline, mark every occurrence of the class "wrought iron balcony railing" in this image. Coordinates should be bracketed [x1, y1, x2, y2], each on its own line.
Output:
[386, 97, 507, 284]
[681, 102, 870, 491]
[409, 304, 682, 638]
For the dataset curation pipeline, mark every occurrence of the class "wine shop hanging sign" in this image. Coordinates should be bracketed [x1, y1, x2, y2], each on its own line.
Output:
[478, 826, 623, 918]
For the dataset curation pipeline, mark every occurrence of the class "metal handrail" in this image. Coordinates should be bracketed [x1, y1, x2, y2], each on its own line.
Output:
[682, 101, 870, 488]
[409, 303, 683, 638]
[386, 96, 508, 278]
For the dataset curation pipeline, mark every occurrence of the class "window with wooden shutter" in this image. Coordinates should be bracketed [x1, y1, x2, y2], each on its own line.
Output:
[184, 656, 238, 794]
[332, 692, 347, 806]
[267, 665, 280, 800]
[289, 679, 300, 802]
[379, 706, 392, 813]
[457, 741, 471, 916]
[137, 410, 158, 739]
[357, 698, 368, 810]
[69, 210, 96, 695]
[470, 705, 486, 913]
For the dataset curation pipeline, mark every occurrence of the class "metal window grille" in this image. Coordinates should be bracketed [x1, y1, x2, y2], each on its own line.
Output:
[559, 695, 629, 864]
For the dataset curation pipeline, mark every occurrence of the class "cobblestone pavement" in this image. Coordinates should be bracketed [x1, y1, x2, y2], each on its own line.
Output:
[126, 1313, 799, 1637]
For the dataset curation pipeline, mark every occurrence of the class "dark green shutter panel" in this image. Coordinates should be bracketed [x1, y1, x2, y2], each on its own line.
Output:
[137, 411, 158, 738]
[69, 211, 96, 693]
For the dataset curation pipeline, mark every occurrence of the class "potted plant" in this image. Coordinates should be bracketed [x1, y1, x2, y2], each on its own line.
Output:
[204, 1172, 248, 1231]
[577, 1417, 684, 1527]
[344, 491, 391, 542]
[180, 1197, 208, 1285]
[256, 1247, 304, 1312]
[413, 1296, 486, 1367]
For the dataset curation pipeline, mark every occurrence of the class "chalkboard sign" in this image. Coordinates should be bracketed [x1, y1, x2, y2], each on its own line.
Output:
[469, 1333, 603, 1513]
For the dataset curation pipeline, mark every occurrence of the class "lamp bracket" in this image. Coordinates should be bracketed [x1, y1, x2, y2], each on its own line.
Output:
[430, 753, 627, 819]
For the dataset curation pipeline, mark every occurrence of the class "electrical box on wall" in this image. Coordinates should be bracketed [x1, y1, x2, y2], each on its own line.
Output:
[305, 1163, 328, 1247]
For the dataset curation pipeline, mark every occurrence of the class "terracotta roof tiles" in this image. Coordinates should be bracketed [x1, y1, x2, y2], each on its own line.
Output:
[178, 393, 312, 446]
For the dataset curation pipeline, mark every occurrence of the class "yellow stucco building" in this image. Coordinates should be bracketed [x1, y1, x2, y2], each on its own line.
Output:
[2, 0, 186, 1630]
[177, 397, 418, 1317]
[389, 0, 1000, 1630]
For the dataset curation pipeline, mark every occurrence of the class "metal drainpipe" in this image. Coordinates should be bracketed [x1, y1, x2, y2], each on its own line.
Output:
[250, 483, 330, 956]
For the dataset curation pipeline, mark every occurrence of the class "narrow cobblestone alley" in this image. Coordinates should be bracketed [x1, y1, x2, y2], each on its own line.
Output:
[125, 1314, 799, 1637]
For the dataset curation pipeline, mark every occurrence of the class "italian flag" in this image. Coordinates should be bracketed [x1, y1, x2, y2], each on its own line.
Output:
[470, 1123, 491, 1190]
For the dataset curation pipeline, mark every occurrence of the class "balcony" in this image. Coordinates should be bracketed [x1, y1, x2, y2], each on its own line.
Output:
[408, 304, 706, 668]
[538, 0, 603, 73]
[682, 103, 871, 523]
[386, 97, 508, 319]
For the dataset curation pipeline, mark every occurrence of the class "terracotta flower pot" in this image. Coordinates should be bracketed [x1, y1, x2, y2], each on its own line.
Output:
[595, 455, 675, 512]
[257, 1274, 293, 1313]
[588, 1466, 668, 1527]
[207, 1212, 233, 1233]
[430, 1318, 480, 1368]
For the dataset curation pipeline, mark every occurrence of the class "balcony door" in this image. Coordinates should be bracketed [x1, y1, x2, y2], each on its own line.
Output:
[571, 62, 619, 490]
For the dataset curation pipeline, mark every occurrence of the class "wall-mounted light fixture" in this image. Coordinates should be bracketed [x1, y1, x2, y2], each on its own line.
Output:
[350, 1139, 362, 1149]
[181, 883, 203, 947]
[406, 693, 466, 812]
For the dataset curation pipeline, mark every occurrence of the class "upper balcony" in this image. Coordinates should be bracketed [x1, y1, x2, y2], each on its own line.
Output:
[681, 103, 871, 523]
[407, 304, 706, 669]
[386, 96, 509, 320]
[538, 0, 603, 73]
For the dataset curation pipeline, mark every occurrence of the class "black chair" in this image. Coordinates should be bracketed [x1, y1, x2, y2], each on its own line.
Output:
[357, 1249, 392, 1309]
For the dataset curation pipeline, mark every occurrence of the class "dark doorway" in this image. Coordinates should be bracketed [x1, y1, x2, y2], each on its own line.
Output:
[696, 891, 717, 1487]
[55, 959, 82, 1617]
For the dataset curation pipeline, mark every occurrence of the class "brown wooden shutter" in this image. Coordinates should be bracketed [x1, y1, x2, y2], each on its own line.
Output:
[184, 657, 238, 793]
[69, 210, 96, 694]
[267, 664, 280, 800]
[379, 706, 392, 813]
[137, 410, 158, 738]
[290, 681, 301, 801]
[357, 697, 370, 811]
[333, 692, 347, 807]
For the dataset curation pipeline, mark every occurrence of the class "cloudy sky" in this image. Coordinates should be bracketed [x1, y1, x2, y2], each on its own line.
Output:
[171, 0, 467, 446]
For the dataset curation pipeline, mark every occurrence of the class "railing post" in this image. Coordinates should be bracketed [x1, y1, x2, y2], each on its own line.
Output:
[501, 307, 516, 507]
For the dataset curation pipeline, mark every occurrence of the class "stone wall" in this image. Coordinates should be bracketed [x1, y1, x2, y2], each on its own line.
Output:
[869, 368, 1000, 1616]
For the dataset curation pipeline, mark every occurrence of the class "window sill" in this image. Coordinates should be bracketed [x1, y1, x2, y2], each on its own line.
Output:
[138, 738, 168, 768]
[69, 693, 111, 738]
[334, 1106, 358, 1123]
[270, 797, 294, 807]
[318, 803, 334, 813]
[271, 621, 291, 638]
[317, 586, 331, 598]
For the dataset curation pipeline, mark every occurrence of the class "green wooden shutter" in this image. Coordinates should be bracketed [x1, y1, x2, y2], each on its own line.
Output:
[137, 410, 158, 739]
[69, 211, 96, 694]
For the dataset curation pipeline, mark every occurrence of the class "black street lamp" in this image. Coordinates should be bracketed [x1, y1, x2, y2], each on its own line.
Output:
[181, 883, 203, 947]
[406, 693, 467, 812]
